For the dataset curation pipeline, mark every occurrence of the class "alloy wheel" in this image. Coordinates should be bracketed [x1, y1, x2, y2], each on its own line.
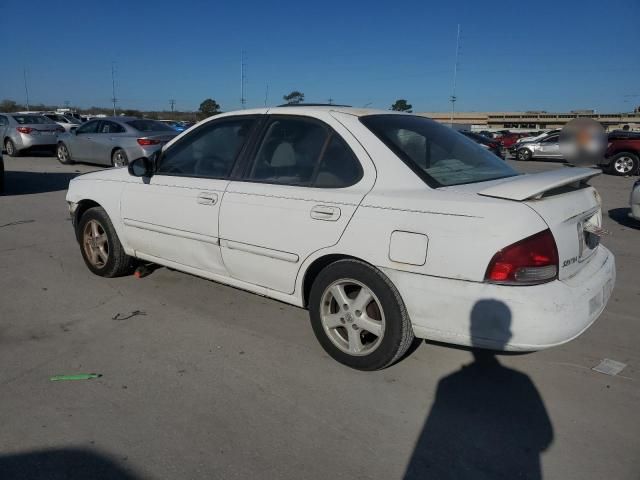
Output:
[58, 144, 69, 162]
[320, 279, 385, 356]
[82, 220, 109, 268]
[614, 156, 634, 174]
[113, 151, 127, 167]
[5, 140, 14, 156]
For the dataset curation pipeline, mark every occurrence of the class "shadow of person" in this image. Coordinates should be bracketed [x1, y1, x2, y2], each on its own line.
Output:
[404, 299, 553, 480]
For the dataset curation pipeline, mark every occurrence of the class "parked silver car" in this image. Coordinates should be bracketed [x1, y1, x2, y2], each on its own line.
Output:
[43, 113, 82, 132]
[515, 131, 561, 161]
[0, 113, 63, 156]
[630, 179, 640, 221]
[56, 117, 178, 167]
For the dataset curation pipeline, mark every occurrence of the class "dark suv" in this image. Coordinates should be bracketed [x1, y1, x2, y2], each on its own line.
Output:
[602, 131, 640, 176]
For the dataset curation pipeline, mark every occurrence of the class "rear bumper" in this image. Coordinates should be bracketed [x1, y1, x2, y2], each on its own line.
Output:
[14, 133, 58, 150]
[383, 245, 615, 351]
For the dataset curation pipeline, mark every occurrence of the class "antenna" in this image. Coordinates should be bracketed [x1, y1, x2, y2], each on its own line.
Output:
[240, 50, 247, 109]
[450, 24, 461, 124]
[111, 62, 118, 116]
[169, 99, 176, 112]
[23, 68, 30, 111]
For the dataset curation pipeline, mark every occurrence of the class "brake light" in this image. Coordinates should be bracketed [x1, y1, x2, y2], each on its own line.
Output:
[16, 127, 33, 134]
[485, 229, 558, 285]
[137, 138, 161, 146]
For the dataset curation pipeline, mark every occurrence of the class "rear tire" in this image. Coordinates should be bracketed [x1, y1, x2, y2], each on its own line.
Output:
[5, 139, 19, 157]
[309, 259, 415, 370]
[607, 152, 639, 176]
[56, 143, 74, 165]
[516, 148, 532, 161]
[77, 207, 134, 277]
[111, 148, 128, 167]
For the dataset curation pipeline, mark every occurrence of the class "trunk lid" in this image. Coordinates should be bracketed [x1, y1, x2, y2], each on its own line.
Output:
[447, 167, 604, 280]
[141, 132, 178, 143]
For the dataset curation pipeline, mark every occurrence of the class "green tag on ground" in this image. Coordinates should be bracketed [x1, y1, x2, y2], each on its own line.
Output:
[50, 373, 102, 381]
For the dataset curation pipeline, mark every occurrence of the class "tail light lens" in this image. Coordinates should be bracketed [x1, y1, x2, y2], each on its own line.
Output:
[485, 229, 558, 285]
[137, 138, 161, 146]
[16, 127, 33, 134]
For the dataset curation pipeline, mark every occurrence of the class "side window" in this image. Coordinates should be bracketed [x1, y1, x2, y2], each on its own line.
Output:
[248, 118, 328, 185]
[158, 118, 255, 178]
[543, 135, 559, 143]
[0, 115, 7, 126]
[314, 135, 363, 188]
[77, 120, 100, 134]
[100, 121, 125, 133]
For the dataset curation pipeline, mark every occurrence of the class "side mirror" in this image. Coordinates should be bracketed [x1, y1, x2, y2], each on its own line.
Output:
[128, 157, 154, 177]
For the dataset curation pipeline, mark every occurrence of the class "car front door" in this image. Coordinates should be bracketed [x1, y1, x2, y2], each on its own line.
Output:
[536, 134, 560, 158]
[218, 114, 374, 294]
[120, 116, 258, 276]
[71, 120, 100, 161]
[0, 115, 8, 140]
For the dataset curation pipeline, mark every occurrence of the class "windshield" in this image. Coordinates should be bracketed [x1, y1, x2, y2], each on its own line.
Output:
[13, 115, 56, 125]
[126, 119, 174, 132]
[361, 114, 517, 187]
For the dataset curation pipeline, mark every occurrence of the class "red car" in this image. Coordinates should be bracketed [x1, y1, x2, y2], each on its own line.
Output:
[602, 131, 640, 176]
[496, 132, 531, 149]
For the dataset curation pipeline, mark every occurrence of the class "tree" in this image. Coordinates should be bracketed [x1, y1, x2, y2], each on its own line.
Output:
[199, 98, 221, 117]
[391, 99, 412, 112]
[0, 99, 19, 112]
[283, 91, 305, 104]
[123, 109, 142, 117]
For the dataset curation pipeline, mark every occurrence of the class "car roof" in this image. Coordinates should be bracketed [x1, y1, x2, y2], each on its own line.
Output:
[212, 106, 408, 119]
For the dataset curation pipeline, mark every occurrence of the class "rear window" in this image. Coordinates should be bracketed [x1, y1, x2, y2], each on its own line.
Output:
[126, 120, 174, 132]
[361, 114, 517, 187]
[12, 115, 55, 125]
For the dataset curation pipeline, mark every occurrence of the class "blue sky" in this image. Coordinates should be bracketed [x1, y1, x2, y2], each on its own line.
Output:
[1, 0, 638, 113]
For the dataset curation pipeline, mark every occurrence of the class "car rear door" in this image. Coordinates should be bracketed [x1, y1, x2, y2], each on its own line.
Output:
[120, 116, 258, 276]
[218, 113, 374, 294]
[93, 120, 127, 164]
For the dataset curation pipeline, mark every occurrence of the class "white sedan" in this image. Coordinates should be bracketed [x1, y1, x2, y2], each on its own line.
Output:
[66, 106, 616, 370]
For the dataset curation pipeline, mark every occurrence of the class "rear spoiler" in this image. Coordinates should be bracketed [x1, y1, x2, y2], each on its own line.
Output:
[478, 167, 601, 201]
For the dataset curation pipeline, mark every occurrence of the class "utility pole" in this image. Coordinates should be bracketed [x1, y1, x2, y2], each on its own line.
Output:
[23, 68, 30, 111]
[240, 50, 246, 109]
[169, 99, 176, 113]
[264, 84, 269, 107]
[111, 62, 118, 116]
[327, 98, 333, 105]
[450, 24, 461, 124]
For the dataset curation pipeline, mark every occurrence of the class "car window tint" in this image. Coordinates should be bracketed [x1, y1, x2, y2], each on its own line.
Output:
[76, 120, 100, 134]
[249, 118, 327, 185]
[126, 120, 174, 132]
[100, 121, 125, 133]
[314, 135, 362, 188]
[158, 118, 255, 178]
[12, 115, 55, 125]
[543, 135, 559, 143]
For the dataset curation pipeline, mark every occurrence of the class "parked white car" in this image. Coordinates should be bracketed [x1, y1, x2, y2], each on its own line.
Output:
[630, 179, 640, 221]
[66, 106, 616, 370]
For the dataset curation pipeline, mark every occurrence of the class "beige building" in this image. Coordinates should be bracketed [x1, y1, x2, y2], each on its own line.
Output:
[418, 110, 640, 132]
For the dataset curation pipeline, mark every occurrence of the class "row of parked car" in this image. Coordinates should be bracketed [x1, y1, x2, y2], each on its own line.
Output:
[460, 128, 640, 177]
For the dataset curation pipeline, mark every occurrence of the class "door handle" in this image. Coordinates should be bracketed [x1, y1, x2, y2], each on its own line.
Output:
[197, 192, 218, 205]
[310, 205, 341, 221]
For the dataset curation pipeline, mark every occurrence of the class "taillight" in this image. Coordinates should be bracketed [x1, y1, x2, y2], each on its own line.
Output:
[485, 229, 558, 285]
[137, 138, 160, 146]
[16, 127, 33, 134]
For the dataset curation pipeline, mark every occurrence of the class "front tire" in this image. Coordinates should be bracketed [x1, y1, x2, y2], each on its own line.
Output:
[309, 259, 415, 370]
[607, 152, 638, 176]
[5, 139, 19, 157]
[56, 143, 74, 164]
[517, 148, 532, 161]
[111, 148, 128, 167]
[77, 207, 134, 277]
